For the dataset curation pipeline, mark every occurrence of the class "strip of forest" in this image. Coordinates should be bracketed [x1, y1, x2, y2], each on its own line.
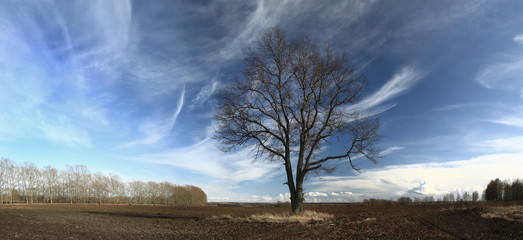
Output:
[0, 158, 207, 206]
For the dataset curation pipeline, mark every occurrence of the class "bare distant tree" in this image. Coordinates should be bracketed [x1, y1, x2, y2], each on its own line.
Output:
[214, 27, 381, 213]
[0, 159, 207, 206]
[42, 165, 58, 203]
[462, 191, 471, 202]
[92, 171, 110, 204]
[0, 158, 6, 203]
[512, 179, 523, 201]
[109, 173, 125, 204]
[472, 191, 479, 202]
[147, 181, 160, 205]
[485, 178, 503, 201]
[456, 192, 462, 202]
[422, 195, 434, 202]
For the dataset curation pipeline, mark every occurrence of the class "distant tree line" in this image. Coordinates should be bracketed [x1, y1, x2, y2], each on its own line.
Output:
[363, 195, 436, 206]
[0, 158, 206, 206]
[363, 191, 483, 206]
[484, 178, 523, 201]
[440, 190, 480, 202]
[363, 178, 523, 206]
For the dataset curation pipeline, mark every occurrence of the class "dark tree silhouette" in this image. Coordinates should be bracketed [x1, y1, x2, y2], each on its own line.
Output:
[214, 27, 381, 213]
[485, 178, 504, 201]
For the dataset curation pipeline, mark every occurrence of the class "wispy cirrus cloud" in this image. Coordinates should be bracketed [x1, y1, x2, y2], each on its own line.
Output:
[130, 136, 281, 187]
[430, 103, 470, 112]
[0, 1, 133, 145]
[36, 111, 91, 147]
[475, 35, 523, 98]
[188, 79, 219, 111]
[485, 105, 523, 129]
[490, 116, 523, 129]
[476, 136, 523, 153]
[118, 87, 185, 148]
[475, 57, 523, 90]
[216, 0, 290, 61]
[347, 66, 424, 114]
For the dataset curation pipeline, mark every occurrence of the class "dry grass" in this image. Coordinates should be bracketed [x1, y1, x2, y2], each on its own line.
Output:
[208, 210, 334, 224]
[248, 210, 334, 223]
[480, 206, 523, 223]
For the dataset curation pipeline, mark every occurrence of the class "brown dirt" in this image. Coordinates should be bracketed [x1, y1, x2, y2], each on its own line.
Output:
[0, 203, 522, 239]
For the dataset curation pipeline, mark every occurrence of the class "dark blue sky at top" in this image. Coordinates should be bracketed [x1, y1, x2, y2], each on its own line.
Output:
[0, 0, 522, 201]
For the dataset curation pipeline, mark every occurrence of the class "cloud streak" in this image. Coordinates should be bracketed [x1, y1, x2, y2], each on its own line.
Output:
[37, 111, 91, 147]
[130, 136, 282, 188]
[514, 34, 523, 44]
[346, 66, 424, 115]
[475, 35, 523, 97]
[118, 87, 185, 148]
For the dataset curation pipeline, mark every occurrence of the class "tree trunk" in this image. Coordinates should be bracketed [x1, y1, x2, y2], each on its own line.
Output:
[290, 185, 304, 214]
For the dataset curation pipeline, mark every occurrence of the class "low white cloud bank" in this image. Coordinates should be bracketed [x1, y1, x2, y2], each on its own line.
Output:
[308, 152, 523, 202]
[201, 139, 523, 202]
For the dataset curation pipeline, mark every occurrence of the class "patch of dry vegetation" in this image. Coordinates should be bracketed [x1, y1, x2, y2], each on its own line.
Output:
[481, 206, 523, 223]
[208, 210, 334, 224]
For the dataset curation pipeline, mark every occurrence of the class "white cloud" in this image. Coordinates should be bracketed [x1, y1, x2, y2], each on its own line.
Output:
[119, 87, 185, 148]
[130, 136, 281, 185]
[347, 66, 424, 114]
[477, 136, 523, 153]
[341, 146, 404, 163]
[489, 115, 523, 129]
[513, 34, 523, 44]
[475, 55, 523, 94]
[431, 103, 469, 112]
[381, 146, 405, 156]
[310, 152, 523, 201]
[189, 80, 219, 110]
[308, 192, 328, 197]
[216, 0, 292, 61]
[37, 111, 91, 147]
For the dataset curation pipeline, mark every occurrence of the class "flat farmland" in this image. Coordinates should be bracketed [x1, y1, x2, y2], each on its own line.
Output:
[0, 203, 522, 239]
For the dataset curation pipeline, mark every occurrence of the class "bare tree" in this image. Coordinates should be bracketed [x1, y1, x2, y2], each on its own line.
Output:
[485, 178, 503, 201]
[512, 179, 523, 201]
[462, 191, 471, 202]
[0, 159, 207, 206]
[42, 165, 58, 203]
[109, 173, 125, 204]
[214, 27, 381, 213]
[92, 171, 110, 204]
[0, 158, 6, 203]
[472, 191, 479, 202]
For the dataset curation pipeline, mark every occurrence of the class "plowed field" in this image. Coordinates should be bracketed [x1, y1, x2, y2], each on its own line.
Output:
[0, 202, 522, 239]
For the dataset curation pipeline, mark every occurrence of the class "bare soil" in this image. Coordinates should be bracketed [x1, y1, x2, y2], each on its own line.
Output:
[0, 202, 522, 239]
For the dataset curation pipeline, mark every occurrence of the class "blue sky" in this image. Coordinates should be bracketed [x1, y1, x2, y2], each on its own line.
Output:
[1, 0, 522, 202]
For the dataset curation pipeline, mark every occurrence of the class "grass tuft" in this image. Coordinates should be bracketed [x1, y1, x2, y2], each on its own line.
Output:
[208, 210, 334, 224]
[480, 206, 523, 222]
[247, 210, 334, 223]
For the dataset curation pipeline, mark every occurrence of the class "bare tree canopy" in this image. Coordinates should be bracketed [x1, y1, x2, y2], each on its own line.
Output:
[0, 158, 207, 206]
[214, 27, 381, 213]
